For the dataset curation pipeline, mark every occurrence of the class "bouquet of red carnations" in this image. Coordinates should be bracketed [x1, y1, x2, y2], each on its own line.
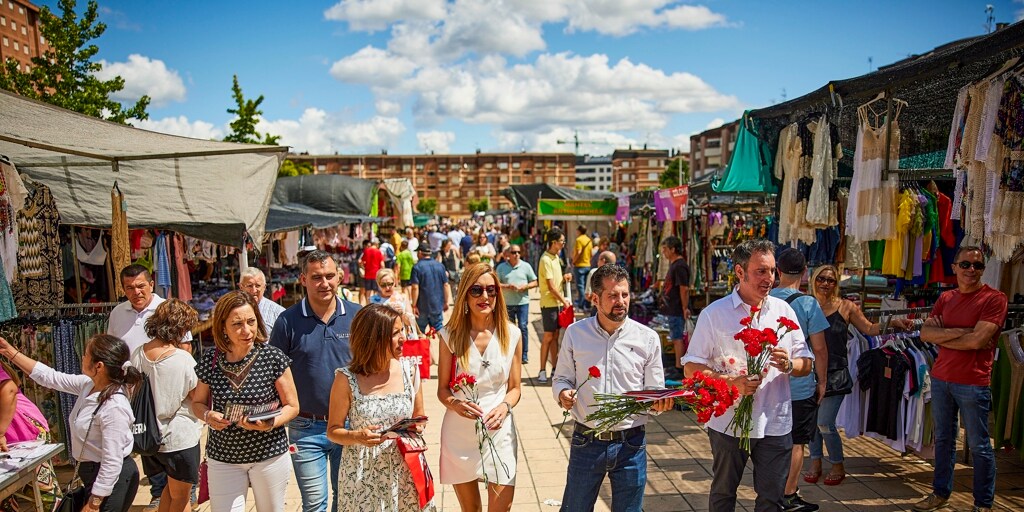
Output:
[725, 305, 799, 452]
[582, 373, 738, 435]
[450, 372, 510, 485]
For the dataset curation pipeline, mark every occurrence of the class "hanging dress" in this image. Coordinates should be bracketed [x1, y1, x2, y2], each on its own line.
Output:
[846, 103, 901, 244]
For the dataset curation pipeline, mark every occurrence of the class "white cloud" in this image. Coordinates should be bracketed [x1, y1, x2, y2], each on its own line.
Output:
[705, 118, 725, 130]
[375, 99, 401, 116]
[95, 54, 186, 107]
[324, 0, 446, 31]
[417, 130, 455, 153]
[131, 116, 222, 140]
[329, 46, 418, 87]
[258, 108, 406, 154]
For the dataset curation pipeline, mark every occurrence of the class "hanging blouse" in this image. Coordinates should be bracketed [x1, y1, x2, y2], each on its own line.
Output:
[11, 182, 63, 310]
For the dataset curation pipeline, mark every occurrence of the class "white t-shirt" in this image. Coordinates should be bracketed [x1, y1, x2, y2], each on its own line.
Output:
[107, 295, 192, 353]
[130, 346, 201, 452]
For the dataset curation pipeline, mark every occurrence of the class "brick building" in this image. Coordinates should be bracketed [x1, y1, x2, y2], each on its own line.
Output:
[612, 148, 670, 193]
[287, 152, 576, 216]
[0, 0, 46, 73]
[689, 120, 739, 183]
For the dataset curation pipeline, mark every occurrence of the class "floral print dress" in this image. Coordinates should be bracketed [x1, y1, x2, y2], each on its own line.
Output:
[337, 359, 435, 512]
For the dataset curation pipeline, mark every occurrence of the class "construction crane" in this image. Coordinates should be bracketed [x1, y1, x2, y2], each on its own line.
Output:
[556, 130, 612, 155]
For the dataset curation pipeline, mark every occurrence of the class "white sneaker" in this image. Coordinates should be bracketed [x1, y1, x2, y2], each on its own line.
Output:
[537, 370, 548, 382]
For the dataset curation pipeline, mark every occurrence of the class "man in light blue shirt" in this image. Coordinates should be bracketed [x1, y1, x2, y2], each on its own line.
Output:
[496, 245, 537, 364]
[769, 248, 829, 512]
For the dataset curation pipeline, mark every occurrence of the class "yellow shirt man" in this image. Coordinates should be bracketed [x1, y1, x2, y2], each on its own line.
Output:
[539, 251, 564, 308]
[573, 233, 593, 268]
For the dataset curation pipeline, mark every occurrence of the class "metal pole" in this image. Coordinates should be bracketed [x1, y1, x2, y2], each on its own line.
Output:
[881, 88, 894, 181]
[71, 226, 83, 303]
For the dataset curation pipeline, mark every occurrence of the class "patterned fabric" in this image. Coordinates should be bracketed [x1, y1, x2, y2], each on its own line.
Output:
[53, 320, 80, 460]
[110, 186, 130, 287]
[337, 360, 434, 512]
[11, 182, 63, 310]
[996, 76, 1024, 192]
[154, 232, 172, 291]
[195, 345, 291, 464]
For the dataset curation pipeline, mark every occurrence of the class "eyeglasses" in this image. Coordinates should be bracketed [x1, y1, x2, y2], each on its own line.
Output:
[957, 261, 986, 271]
[510, 251, 521, 255]
[380, 282, 395, 288]
[468, 285, 498, 298]
[815, 276, 837, 285]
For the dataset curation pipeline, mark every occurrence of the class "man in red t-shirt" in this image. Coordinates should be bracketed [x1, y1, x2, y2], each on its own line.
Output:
[914, 246, 1007, 512]
[359, 238, 384, 306]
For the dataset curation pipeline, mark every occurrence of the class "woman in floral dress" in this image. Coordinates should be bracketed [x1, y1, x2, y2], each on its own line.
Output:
[328, 304, 434, 512]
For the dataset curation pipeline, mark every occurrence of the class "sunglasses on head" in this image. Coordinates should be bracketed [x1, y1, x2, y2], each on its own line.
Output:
[815, 276, 837, 285]
[468, 285, 498, 298]
[957, 261, 986, 271]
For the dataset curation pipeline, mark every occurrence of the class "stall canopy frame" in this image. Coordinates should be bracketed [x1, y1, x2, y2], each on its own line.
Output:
[0, 89, 286, 248]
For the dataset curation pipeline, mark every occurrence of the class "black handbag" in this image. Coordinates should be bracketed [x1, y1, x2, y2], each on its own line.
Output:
[131, 373, 163, 456]
[53, 408, 100, 512]
[824, 367, 854, 397]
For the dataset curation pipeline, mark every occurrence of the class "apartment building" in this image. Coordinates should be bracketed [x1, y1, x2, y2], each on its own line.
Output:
[689, 120, 739, 183]
[575, 155, 613, 192]
[288, 152, 576, 215]
[612, 148, 670, 193]
[0, 0, 46, 73]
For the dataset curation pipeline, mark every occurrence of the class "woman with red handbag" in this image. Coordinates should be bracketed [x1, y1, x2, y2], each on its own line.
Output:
[327, 304, 435, 511]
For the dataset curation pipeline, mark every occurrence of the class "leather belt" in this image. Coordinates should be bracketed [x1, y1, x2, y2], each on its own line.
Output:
[574, 423, 644, 442]
[297, 411, 328, 421]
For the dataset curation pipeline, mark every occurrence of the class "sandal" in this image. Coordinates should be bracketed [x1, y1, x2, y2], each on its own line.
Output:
[824, 472, 847, 486]
[802, 470, 821, 484]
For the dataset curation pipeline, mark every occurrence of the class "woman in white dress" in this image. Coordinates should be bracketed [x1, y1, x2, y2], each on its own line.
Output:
[437, 263, 522, 512]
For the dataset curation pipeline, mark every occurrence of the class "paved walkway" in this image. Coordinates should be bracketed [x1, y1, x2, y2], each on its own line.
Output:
[119, 300, 1024, 511]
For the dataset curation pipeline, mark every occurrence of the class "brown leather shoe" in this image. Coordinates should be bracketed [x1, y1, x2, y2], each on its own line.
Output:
[911, 494, 947, 512]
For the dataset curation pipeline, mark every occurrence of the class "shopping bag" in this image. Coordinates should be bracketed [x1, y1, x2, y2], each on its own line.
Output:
[558, 281, 575, 328]
[402, 325, 432, 380]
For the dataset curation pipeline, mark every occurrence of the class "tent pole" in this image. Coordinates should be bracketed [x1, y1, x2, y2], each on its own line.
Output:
[881, 88, 894, 181]
[105, 232, 116, 302]
[71, 226, 83, 304]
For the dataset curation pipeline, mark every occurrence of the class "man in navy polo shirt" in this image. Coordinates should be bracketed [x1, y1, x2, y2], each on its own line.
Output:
[270, 250, 361, 512]
[410, 242, 451, 333]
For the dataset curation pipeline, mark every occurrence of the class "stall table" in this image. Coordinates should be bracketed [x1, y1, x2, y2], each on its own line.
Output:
[0, 442, 63, 512]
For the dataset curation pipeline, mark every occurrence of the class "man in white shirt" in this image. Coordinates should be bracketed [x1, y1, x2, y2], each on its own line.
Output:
[106, 263, 192, 511]
[239, 267, 286, 332]
[683, 239, 813, 512]
[552, 264, 674, 511]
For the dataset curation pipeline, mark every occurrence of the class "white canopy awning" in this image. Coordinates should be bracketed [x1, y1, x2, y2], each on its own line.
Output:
[0, 89, 285, 247]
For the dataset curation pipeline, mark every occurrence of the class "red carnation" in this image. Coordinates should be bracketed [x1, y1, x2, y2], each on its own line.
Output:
[760, 328, 779, 346]
[750, 305, 760, 315]
[589, 366, 601, 379]
[740, 317, 753, 327]
[778, 317, 800, 332]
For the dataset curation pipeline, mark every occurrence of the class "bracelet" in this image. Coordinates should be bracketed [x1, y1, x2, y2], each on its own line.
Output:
[203, 410, 211, 423]
[502, 401, 512, 413]
[785, 359, 794, 375]
[11, 350, 19, 361]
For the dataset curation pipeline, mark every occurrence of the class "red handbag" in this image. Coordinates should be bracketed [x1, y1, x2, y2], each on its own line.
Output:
[558, 305, 575, 328]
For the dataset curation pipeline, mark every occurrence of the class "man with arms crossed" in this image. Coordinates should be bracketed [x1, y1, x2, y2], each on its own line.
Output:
[913, 246, 1007, 512]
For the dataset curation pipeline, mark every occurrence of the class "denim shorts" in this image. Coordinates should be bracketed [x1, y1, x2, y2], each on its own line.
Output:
[666, 315, 686, 340]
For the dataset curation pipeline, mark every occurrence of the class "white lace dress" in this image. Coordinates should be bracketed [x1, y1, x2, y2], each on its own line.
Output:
[337, 360, 435, 512]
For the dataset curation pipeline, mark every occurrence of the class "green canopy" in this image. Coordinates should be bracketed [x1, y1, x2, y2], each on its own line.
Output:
[713, 111, 777, 194]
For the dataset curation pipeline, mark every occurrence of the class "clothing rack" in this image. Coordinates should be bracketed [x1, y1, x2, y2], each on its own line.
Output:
[862, 306, 933, 318]
[18, 302, 120, 311]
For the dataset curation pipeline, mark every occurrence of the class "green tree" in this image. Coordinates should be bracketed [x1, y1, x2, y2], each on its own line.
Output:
[416, 198, 438, 214]
[467, 198, 489, 213]
[278, 160, 313, 177]
[224, 75, 279, 145]
[0, 0, 149, 123]
[659, 158, 689, 189]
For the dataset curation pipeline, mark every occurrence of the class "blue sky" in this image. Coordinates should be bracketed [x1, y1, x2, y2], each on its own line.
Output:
[41, 0, 1020, 155]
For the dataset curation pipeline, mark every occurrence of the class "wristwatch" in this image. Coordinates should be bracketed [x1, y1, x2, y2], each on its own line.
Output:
[90, 495, 104, 507]
[784, 359, 794, 374]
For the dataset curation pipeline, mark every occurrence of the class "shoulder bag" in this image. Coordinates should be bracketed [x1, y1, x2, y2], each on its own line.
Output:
[396, 359, 433, 508]
[131, 372, 163, 456]
[784, 293, 854, 397]
[53, 403, 102, 512]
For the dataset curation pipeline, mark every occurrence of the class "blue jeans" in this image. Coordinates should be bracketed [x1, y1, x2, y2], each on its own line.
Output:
[506, 304, 529, 362]
[148, 471, 166, 499]
[416, 313, 444, 334]
[288, 418, 342, 512]
[931, 378, 995, 508]
[809, 393, 846, 463]
[574, 267, 591, 310]
[561, 427, 647, 512]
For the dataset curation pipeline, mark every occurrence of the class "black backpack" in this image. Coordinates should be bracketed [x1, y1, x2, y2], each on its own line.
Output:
[130, 373, 163, 456]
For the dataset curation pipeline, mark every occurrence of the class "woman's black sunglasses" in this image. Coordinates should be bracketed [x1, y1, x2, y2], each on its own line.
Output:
[469, 285, 498, 298]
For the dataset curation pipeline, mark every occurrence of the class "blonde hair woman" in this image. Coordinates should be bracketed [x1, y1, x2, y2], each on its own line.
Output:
[437, 264, 522, 512]
[804, 265, 912, 486]
[372, 269, 416, 333]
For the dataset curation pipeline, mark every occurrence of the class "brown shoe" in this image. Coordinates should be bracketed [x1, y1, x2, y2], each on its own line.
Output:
[911, 494, 947, 512]
[971, 507, 992, 512]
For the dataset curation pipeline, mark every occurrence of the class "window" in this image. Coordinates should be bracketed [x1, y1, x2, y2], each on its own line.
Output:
[1, 16, 5, 26]
[468, 190, 476, 198]
[621, 161, 631, 168]
[562, 162, 570, 168]
[10, 20, 14, 30]
[416, 164, 424, 170]
[18, 6, 23, 14]
[402, 164, 411, 171]
[438, 177, 447, 184]
[22, 43, 27, 54]
[439, 163, 446, 170]
[484, 163, 493, 169]
[369, 164, 377, 170]
[648, 159, 659, 167]
[12, 40, 17, 51]
[512, 162, 520, 169]
[512, 176, 520, 184]
[3, 37, 7, 47]
[451, 203, 461, 212]
[317, 164, 326, 171]
[484, 176, 492, 184]
[6, 3, 11, 10]
[467, 177, 476, 184]
[418, 190, 425, 197]
[547, 162, 555, 168]
[466, 164, 476, 170]
[427, 171, 435, 176]
[439, 190, 447, 198]
[451, 177, 460, 184]
[497, 162, 508, 170]
[452, 190, 460, 198]
[20, 24, 25, 35]
[416, 177, 424, 185]
[499, 175, 508, 183]
[648, 172, 658, 181]
[440, 203, 448, 212]
[427, 185, 436, 190]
